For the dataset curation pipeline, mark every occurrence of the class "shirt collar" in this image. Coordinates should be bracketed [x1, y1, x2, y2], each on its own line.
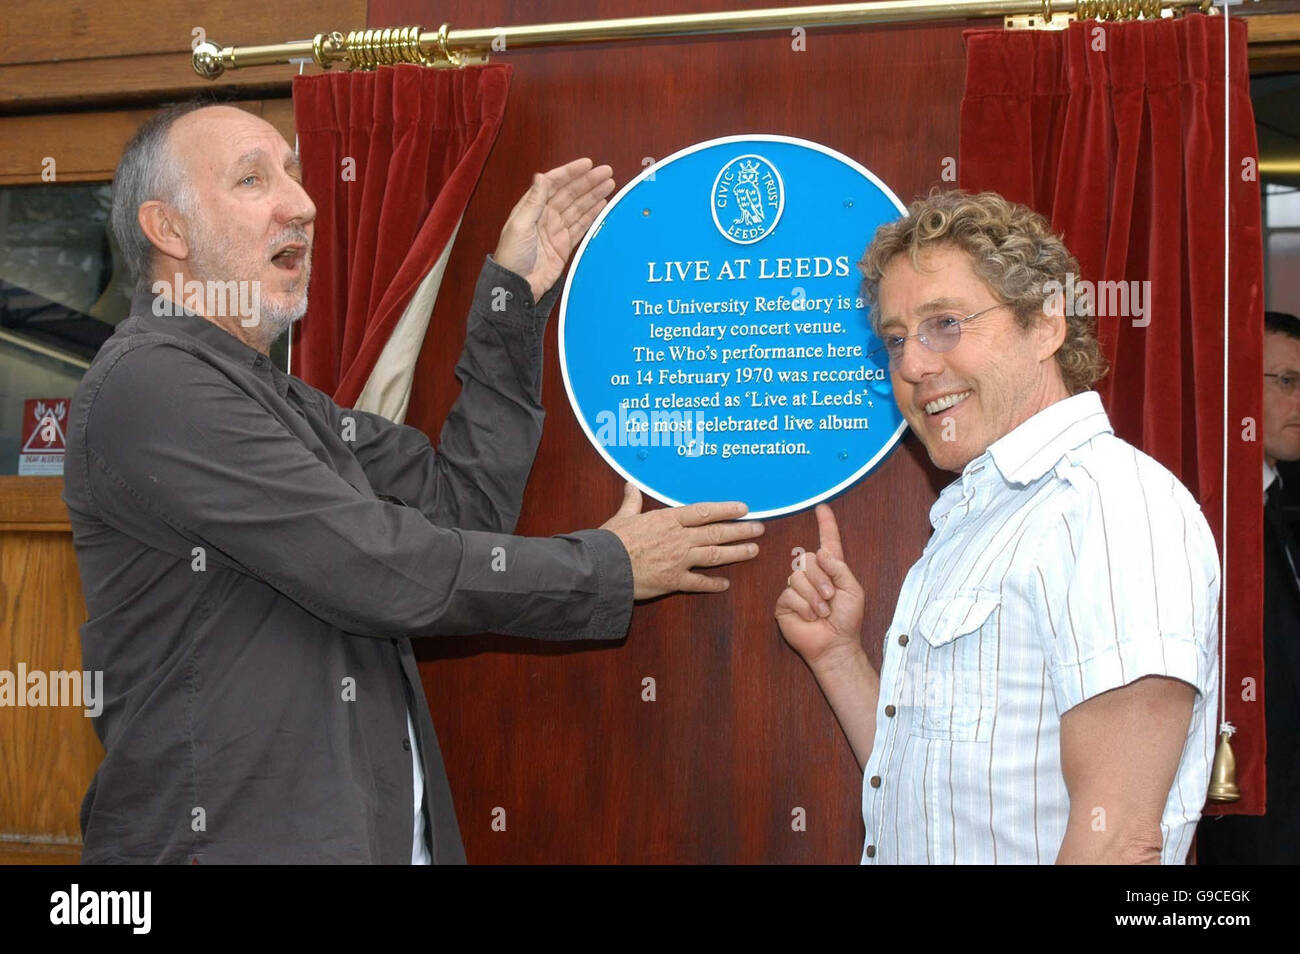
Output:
[1265, 460, 1281, 493]
[129, 283, 286, 392]
[986, 390, 1113, 486]
[928, 391, 1113, 528]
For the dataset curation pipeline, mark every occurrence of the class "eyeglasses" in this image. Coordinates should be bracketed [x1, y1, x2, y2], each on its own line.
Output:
[1265, 372, 1300, 396]
[869, 303, 1009, 365]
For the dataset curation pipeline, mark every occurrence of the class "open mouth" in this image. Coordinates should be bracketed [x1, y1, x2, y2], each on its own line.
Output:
[923, 390, 972, 416]
[270, 244, 306, 272]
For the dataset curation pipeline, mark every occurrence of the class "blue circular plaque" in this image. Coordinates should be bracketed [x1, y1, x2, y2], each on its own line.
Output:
[559, 135, 908, 519]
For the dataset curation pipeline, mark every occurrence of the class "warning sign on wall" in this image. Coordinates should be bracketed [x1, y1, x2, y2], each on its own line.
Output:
[19, 398, 68, 476]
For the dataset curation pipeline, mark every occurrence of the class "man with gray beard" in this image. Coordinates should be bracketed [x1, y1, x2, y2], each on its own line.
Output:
[63, 102, 762, 864]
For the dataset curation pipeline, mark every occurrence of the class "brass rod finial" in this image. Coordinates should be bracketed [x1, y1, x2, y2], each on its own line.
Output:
[193, 41, 227, 79]
[312, 32, 346, 71]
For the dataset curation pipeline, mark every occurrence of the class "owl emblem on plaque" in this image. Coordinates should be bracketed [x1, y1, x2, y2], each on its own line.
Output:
[711, 154, 784, 245]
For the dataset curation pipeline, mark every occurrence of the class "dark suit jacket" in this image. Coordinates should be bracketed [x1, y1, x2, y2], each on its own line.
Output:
[1197, 478, 1300, 864]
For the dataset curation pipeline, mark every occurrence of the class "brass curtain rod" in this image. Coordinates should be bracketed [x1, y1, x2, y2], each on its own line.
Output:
[193, 0, 1215, 78]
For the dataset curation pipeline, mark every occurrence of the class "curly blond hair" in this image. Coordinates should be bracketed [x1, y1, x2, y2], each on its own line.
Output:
[858, 189, 1107, 395]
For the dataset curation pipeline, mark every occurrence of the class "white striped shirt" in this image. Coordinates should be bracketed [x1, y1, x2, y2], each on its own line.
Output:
[861, 391, 1220, 864]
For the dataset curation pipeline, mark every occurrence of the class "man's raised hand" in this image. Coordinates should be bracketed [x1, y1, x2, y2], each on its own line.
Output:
[493, 157, 616, 301]
[600, 482, 763, 600]
[774, 504, 865, 666]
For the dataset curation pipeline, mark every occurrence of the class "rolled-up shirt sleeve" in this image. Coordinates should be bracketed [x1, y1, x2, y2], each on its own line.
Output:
[82, 340, 633, 642]
[1034, 463, 1220, 715]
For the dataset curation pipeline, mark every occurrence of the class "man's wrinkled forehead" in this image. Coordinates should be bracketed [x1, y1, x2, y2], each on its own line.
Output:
[1265, 329, 1300, 373]
[876, 246, 982, 330]
[169, 106, 297, 184]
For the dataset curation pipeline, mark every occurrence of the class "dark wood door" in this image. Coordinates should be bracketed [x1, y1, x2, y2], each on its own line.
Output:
[376, 0, 967, 863]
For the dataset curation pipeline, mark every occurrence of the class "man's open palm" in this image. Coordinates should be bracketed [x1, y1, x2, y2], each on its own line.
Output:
[493, 157, 615, 301]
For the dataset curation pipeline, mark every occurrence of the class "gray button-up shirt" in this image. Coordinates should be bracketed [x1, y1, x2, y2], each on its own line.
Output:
[62, 257, 634, 864]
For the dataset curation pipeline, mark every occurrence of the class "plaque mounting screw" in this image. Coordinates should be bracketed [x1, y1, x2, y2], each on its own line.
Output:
[843, 197, 855, 208]
[838, 449, 849, 461]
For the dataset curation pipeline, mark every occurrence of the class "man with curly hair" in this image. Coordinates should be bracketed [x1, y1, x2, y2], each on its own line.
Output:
[775, 190, 1219, 864]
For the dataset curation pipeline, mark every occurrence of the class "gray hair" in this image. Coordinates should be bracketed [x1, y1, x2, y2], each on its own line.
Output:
[110, 100, 211, 288]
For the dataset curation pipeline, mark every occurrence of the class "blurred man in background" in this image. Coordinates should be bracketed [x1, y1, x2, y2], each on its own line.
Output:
[1198, 309, 1300, 865]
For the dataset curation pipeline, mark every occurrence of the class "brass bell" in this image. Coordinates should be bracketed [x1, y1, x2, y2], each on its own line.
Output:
[1207, 729, 1241, 803]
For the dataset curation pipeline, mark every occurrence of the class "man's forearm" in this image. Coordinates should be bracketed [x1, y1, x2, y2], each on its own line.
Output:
[1055, 818, 1163, 864]
[350, 256, 554, 532]
[429, 256, 556, 531]
[807, 646, 880, 771]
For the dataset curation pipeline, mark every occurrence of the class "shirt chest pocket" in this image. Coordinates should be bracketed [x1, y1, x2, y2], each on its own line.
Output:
[906, 592, 1001, 743]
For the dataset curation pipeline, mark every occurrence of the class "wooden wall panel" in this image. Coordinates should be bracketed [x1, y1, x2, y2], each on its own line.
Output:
[0, 478, 71, 530]
[373, 0, 968, 863]
[0, 100, 295, 185]
[1248, 12, 1300, 71]
[0, 0, 364, 113]
[0, 525, 100, 862]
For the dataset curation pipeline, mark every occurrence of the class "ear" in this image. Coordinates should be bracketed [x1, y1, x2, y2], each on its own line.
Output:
[137, 199, 190, 264]
[1035, 302, 1068, 363]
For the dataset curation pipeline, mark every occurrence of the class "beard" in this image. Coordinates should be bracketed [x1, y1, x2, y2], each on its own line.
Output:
[184, 213, 312, 352]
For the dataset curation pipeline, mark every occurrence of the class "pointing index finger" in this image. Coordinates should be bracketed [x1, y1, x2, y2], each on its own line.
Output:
[815, 503, 844, 561]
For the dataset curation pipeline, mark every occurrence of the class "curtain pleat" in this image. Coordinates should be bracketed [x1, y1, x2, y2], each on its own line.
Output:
[291, 63, 512, 415]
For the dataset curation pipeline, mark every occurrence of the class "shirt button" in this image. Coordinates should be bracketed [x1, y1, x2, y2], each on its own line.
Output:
[402, 738, 412, 751]
[884, 705, 896, 717]
[865, 845, 877, 858]
[869, 775, 882, 788]
[898, 634, 909, 646]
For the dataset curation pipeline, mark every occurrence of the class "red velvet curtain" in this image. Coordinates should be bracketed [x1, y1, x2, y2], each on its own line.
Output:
[959, 14, 1265, 815]
[291, 64, 512, 408]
